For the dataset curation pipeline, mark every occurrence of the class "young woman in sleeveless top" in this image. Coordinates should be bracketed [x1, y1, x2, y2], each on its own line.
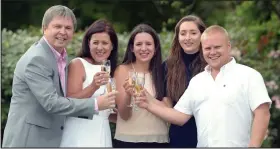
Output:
[60, 19, 118, 147]
[113, 24, 170, 148]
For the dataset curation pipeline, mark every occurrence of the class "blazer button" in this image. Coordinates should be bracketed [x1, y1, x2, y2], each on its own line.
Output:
[60, 126, 64, 130]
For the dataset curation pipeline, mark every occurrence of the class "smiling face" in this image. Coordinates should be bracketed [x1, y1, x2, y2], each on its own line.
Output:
[178, 21, 202, 54]
[133, 32, 155, 63]
[43, 16, 74, 52]
[201, 31, 231, 71]
[88, 32, 113, 64]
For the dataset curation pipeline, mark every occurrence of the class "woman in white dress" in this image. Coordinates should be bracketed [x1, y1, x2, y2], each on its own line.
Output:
[60, 19, 119, 147]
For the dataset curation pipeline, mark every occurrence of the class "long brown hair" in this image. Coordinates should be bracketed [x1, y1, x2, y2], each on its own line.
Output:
[166, 15, 207, 102]
[122, 24, 164, 100]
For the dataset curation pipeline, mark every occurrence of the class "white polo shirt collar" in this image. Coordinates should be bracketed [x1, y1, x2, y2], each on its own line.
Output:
[204, 57, 236, 74]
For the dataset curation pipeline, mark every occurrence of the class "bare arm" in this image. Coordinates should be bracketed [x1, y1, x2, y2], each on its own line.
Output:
[151, 97, 172, 108]
[148, 101, 191, 126]
[114, 65, 133, 120]
[249, 103, 271, 147]
[247, 71, 272, 147]
[136, 89, 191, 126]
[67, 58, 109, 98]
[67, 59, 97, 98]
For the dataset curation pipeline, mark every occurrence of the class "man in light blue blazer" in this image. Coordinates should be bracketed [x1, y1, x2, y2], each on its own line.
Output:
[2, 5, 117, 147]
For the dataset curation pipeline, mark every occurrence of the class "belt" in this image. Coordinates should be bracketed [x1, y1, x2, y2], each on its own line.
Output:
[78, 116, 89, 119]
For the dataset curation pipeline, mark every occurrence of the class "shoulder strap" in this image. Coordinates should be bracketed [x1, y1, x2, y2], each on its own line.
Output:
[77, 57, 87, 66]
[131, 63, 136, 73]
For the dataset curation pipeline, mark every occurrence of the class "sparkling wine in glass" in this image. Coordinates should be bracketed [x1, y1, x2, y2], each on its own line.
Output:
[128, 71, 136, 86]
[131, 72, 145, 110]
[134, 73, 145, 95]
[106, 78, 116, 93]
[106, 78, 116, 113]
[128, 71, 137, 108]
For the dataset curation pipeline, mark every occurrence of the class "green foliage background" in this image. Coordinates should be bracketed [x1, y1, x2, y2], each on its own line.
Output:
[1, 1, 280, 147]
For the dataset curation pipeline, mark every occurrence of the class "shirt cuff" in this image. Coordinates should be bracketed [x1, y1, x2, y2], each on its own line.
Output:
[95, 98, 99, 111]
[251, 100, 272, 111]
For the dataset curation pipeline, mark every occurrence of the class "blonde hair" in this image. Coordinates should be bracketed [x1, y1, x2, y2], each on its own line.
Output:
[201, 25, 230, 41]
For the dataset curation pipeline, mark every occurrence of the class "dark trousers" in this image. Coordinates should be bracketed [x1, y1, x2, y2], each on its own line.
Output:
[113, 139, 169, 148]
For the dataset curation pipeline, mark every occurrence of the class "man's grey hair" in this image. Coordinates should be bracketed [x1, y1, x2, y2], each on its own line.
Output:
[42, 5, 77, 33]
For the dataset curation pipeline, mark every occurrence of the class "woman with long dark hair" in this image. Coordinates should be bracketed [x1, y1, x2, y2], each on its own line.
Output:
[164, 15, 207, 148]
[113, 24, 170, 148]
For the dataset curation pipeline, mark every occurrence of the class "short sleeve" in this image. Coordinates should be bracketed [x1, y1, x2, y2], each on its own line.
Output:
[248, 71, 272, 111]
[174, 79, 194, 115]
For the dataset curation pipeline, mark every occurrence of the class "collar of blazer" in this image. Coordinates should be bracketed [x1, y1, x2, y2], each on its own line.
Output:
[38, 37, 69, 96]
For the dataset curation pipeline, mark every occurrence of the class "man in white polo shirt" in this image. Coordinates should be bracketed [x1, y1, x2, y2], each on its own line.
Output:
[135, 25, 271, 147]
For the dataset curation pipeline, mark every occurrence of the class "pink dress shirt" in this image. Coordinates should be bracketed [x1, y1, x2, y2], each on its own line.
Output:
[43, 37, 67, 95]
[43, 37, 98, 111]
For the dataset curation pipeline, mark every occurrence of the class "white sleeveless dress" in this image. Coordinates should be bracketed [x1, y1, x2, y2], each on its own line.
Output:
[60, 58, 112, 147]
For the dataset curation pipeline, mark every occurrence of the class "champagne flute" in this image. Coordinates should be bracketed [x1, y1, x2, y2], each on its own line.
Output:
[128, 71, 136, 86]
[100, 60, 113, 112]
[134, 73, 145, 96]
[100, 59, 111, 94]
[133, 73, 145, 110]
[101, 60, 111, 74]
[106, 78, 116, 113]
[127, 71, 137, 108]
[106, 78, 116, 93]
